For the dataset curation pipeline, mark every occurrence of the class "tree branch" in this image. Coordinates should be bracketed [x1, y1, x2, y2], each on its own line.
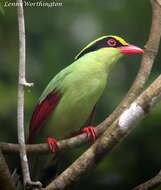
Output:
[17, 0, 41, 188]
[0, 136, 88, 155]
[132, 170, 161, 190]
[0, 150, 16, 190]
[44, 73, 161, 190]
[17, 0, 31, 184]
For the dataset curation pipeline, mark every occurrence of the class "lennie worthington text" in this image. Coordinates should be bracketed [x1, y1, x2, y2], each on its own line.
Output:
[3, 1, 63, 8]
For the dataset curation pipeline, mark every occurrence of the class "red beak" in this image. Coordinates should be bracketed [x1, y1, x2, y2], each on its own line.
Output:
[118, 44, 144, 54]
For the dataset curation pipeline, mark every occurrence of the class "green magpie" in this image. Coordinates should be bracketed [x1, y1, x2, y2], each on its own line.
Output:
[28, 35, 144, 152]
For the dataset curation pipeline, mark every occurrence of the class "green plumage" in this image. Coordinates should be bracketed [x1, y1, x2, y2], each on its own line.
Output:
[29, 35, 144, 182]
[38, 47, 122, 140]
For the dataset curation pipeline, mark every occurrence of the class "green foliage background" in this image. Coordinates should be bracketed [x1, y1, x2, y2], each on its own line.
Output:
[0, 0, 161, 189]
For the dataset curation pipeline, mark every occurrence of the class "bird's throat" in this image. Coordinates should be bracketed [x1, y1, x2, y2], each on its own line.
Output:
[85, 47, 123, 73]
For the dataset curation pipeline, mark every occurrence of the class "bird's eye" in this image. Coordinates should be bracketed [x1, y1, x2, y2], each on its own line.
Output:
[107, 39, 117, 47]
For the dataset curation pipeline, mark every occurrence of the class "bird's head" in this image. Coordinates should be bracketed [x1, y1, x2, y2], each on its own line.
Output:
[75, 35, 144, 60]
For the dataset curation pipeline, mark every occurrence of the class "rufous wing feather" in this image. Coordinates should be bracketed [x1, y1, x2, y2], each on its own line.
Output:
[28, 89, 61, 143]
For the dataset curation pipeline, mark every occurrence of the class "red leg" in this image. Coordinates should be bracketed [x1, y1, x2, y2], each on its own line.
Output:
[47, 137, 60, 153]
[81, 126, 96, 142]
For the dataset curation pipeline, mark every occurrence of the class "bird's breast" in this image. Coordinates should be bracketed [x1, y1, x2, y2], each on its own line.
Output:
[43, 64, 108, 139]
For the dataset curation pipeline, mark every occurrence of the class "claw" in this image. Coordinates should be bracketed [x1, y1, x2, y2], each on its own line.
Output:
[81, 126, 96, 142]
[47, 137, 60, 153]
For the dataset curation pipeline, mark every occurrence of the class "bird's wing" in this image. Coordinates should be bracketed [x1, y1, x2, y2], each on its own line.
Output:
[28, 89, 61, 143]
[28, 68, 72, 143]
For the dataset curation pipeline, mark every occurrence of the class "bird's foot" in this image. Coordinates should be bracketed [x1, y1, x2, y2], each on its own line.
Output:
[81, 126, 96, 142]
[47, 137, 60, 153]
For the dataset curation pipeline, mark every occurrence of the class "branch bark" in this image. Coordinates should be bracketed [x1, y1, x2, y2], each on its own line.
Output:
[132, 170, 161, 190]
[0, 150, 16, 190]
[44, 73, 161, 190]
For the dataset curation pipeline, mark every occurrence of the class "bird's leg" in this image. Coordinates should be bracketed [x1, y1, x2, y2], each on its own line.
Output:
[81, 126, 96, 142]
[47, 137, 60, 153]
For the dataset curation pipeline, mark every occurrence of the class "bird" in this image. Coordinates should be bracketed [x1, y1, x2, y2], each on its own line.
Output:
[28, 35, 144, 153]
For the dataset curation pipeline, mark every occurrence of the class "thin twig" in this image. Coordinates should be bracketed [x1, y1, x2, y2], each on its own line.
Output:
[132, 170, 161, 190]
[44, 73, 161, 190]
[0, 150, 16, 190]
[17, 0, 41, 188]
[17, 0, 31, 185]
[0, 133, 96, 155]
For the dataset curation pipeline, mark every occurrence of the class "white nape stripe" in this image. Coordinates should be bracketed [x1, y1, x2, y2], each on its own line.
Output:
[118, 103, 144, 131]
